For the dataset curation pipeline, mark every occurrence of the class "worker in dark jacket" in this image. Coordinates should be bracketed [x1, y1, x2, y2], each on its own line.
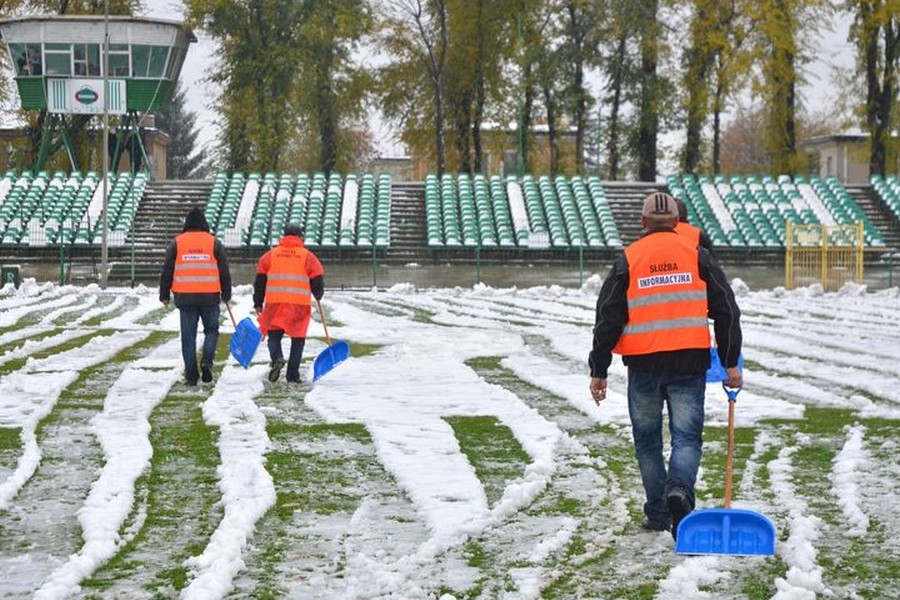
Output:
[253, 223, 324, 383]
[159, 207, 232, 385]
[589, 192, 742, 541]
[675, 198, 716, 258]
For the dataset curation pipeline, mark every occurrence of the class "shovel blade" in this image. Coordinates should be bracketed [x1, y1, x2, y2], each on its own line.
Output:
[675, 508, 776, 556]
[312, 340, 351, 382]
[706, 348, 744, 382]
[230, 317, 262, 369]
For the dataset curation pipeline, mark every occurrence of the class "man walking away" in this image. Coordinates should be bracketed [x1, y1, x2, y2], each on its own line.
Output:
[588, 192, 742, 541]
[253, 223, 325, 383]
[674, 198, 716, 258]
[160, 207, 232, 385]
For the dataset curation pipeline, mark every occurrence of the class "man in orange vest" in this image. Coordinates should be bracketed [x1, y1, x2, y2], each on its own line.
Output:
[159, 207, 232, 386]
[674, 198, 716, 258]
[588, 192, 742, 541]
[253, 223, 325, 383]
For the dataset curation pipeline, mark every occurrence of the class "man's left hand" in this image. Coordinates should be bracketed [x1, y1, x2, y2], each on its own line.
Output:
[725, 366, 742, 389]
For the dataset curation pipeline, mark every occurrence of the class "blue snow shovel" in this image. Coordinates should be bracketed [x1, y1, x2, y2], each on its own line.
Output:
[312, 299, 350, 383]
[675, 385, 777, 556]
[225, 302, 262, 369]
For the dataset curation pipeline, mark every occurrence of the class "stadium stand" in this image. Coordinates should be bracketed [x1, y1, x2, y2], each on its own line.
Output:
[2, 169, 898, 285]
[870, 175, 900, 224]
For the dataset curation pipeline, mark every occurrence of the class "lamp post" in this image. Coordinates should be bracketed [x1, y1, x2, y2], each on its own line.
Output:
[516, 9, 525, 179]
[99, 0, 110, 287]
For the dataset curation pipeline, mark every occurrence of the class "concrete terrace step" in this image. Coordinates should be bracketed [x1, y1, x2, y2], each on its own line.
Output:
[846, 186, 900, 250]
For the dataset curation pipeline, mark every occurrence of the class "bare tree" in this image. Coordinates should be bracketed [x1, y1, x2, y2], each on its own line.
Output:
[849, 0, 899, 177]
[380, 0, 450, 175]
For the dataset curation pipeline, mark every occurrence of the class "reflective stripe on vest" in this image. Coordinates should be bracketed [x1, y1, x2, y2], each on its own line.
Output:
[613, 233, 709, 356]
[172, 231, 220, 294]
[265, 245, 312, 305]
[675, 221, 701, 245]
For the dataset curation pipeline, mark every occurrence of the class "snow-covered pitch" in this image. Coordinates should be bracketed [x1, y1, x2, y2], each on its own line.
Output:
[0, 276, 898, 599]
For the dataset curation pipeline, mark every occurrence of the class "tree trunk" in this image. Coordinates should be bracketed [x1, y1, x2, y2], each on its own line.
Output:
[637, 0, 659, 181]
[454, 92, 473, 174]
[428, 0, 449, 177]
[433, 77, 446, 177]
[573, 60, 586, 175]
[864, 7, 898, 177]
[522, 63, 534, 174]
[606, 34, 626, 180]
[473, 76, 485, 173]
[567, 2, 587, 175]
[317, 58, 338, 175]
[544, 84, 560, 175]
[712, 76, 724, 174]
[472, 0, 486, 173]
[683, 45, 711, 174]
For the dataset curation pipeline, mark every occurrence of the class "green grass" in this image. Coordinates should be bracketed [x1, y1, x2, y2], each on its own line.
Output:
[83, 390, 223, 595]
[0, 428, 22, 482]
[81, 333, 222, 595]
[4, 290, 900, 598]
[445, 415, 531, 506]
[0, 329, 111, 376]
[0, 428, 19, 453]
[238, 420, 405, 598]
[349, 342, 381, 358]
[267, 423, 375, 515]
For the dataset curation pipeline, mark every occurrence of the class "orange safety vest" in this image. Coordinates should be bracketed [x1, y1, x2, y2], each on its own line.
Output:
[265, 244, 312, 305]
[613, 233, 710, 356]
[675, 221, 701, 246]
[171, 231, 221, 294]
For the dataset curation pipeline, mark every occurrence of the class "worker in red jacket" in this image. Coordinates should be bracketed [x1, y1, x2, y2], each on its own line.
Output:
[253, 223, 324, 383]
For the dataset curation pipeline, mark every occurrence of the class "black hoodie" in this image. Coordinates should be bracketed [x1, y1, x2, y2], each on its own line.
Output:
[159, 208, 232, 306]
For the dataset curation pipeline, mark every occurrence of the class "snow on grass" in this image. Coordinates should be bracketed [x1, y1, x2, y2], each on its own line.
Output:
[33, 366, 180, 600]
[769, 433, 830, 599]
[181, 363, 273, 600]
[0, 278, 898, 599]
[830, 425, 870, 537]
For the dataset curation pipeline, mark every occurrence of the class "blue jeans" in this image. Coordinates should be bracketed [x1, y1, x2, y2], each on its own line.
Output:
[627, 369, 706, 525]
[267, 330, 306, 382]
[179, 304, 220, 382]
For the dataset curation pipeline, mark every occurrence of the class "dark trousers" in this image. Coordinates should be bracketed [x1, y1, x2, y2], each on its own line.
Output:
[267, 329, 306, 382]
[179, 303, 220, 382]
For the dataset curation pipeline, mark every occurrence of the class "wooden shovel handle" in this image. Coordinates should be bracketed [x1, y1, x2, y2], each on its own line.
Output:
[224, 300, 237, 328]
[723, 385, 740, 509]
[316, 299, 332, 346]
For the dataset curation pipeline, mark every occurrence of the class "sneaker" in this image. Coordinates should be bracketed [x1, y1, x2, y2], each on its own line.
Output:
[185, 378, 198, 386]
[667, 490, 692, 541]
[640, 519, 670, 532]
[201, 365, 213, 383]
[268, 358, 286, 382]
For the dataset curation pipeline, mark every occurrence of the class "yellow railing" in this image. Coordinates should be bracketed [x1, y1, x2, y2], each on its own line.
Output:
[785, 222, 864, 291]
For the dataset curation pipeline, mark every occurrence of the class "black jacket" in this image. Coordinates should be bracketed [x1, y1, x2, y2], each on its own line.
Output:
[589, 228, 742, 378]
[698, 230, 716, 259]
[159, 209, 232, 307]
